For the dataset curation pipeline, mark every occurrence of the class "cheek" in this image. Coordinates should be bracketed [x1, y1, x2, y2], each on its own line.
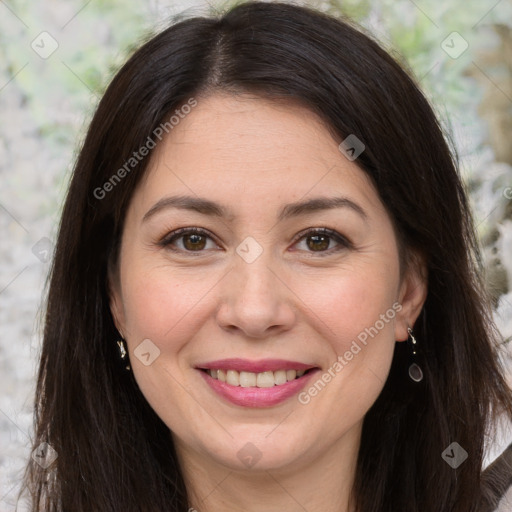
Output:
[293, 269, 399, 426]
[121, 258, 213, 342]
[300, 261, 400, 348]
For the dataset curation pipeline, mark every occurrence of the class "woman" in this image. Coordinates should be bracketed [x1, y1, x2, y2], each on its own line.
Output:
[22, 2, 512, 511]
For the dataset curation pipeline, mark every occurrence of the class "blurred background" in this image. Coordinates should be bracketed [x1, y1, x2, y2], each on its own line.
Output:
[1, 0, 511, 510]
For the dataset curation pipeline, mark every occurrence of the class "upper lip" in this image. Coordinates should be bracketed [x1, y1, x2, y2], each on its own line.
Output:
[195, 358, 317, 373]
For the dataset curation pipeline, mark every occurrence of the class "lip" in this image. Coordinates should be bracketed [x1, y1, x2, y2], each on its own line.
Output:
[195, 358, 316, 373]
[197, 365, 321, 408]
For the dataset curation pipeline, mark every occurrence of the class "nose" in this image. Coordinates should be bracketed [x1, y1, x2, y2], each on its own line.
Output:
[215, 252, 296, 339]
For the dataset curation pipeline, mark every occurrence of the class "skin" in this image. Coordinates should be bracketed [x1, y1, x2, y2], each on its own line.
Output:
[109, 92, 427, 512]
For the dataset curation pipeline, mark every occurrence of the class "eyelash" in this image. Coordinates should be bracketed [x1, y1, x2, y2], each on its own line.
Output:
[158, 227, 353, 256]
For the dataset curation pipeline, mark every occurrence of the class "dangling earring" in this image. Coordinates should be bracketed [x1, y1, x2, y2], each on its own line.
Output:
[116, 339, 131, 371]
[407, 327, 423, 382]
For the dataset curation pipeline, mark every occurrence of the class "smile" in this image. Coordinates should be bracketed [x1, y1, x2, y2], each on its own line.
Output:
[195, 359, 320, 407]
[202, 368, 309, 387]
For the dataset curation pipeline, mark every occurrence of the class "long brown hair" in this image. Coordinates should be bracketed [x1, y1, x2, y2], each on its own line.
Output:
[22, 2, 512, 511]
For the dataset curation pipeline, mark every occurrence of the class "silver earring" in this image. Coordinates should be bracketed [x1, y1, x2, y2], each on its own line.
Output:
[407, 327, 423, 382]
[116, 339, 131, 371]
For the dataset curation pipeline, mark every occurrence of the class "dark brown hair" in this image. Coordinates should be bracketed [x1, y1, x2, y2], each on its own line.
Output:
[22, 2, 512, 511]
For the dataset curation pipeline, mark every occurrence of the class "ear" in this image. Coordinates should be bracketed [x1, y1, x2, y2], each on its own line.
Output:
[394, 252, 428, 342]
[107, 265, 126, 339]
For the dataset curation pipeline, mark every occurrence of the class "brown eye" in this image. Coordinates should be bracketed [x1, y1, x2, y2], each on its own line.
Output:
[306, 234, 330, 251]
[160, 228, 218, 253]
[181, 233, 207, 251]
[294, 228, 352, 255]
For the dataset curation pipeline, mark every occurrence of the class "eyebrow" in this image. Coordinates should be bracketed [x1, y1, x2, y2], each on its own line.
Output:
[141, 194, 368, 224]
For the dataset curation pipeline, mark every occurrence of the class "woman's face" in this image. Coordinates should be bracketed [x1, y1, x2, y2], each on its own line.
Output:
[109, 93, 426, 473]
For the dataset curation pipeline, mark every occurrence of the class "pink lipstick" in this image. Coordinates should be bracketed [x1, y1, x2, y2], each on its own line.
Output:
[195, 358, 320, 407]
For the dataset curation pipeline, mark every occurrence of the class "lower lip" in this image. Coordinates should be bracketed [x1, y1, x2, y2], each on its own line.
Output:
[198, 369, 320, 407]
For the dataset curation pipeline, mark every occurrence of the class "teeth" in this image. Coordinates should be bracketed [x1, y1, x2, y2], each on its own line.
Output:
[205, 368, 309, 387]
[274, 370, 287, 385]
[239, 371, 256, 387]
[256, 371, 275, 388]
[226, 370, 239, 386]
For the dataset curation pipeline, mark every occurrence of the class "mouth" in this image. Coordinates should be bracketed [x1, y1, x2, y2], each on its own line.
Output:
[195, 359, 321, 407]
[198, 367, 315, 387]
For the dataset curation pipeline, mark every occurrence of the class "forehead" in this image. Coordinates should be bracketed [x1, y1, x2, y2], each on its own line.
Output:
[131, 93, 383, 220]
[156, 93, 339, 168]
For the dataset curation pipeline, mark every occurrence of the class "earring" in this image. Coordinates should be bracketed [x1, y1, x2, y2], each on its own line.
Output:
[116, 339, 131, 371]
[407, 327, 423, 382]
